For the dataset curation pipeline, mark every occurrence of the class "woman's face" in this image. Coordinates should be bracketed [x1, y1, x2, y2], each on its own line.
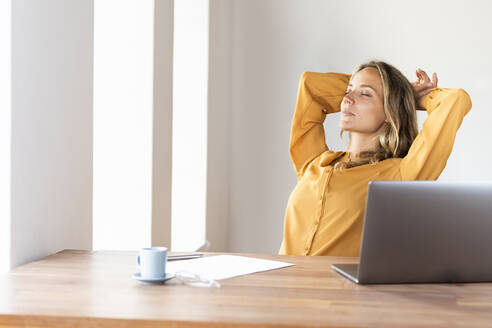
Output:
[339, 67, 387, 134]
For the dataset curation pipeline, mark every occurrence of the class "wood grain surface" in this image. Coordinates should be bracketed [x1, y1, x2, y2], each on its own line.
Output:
[1, 250, 492, 327]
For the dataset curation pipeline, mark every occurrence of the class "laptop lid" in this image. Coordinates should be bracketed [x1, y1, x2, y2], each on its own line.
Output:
[357, 181, 492, 284]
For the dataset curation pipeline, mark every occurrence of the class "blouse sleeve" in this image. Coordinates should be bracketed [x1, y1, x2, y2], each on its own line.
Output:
[289, 71, 351, 180]
[400, 88, 472, 180]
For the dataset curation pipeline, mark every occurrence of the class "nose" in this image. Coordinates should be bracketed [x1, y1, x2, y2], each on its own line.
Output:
[343, 92, 354, 104]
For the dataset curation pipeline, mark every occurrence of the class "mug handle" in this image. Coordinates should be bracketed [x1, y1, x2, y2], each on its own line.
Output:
[137, 255, 141, 269]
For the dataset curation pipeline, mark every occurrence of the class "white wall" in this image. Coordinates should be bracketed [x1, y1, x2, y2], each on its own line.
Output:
[206, 0, 232, 252]
[10, 0, 93, 268]
[0, 0, 12, 273]
[152, 0, 174, 248]
[226, 0, 492, 253]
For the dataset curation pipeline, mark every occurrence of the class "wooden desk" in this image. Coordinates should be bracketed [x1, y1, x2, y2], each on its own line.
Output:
[1, 250, 492, 327]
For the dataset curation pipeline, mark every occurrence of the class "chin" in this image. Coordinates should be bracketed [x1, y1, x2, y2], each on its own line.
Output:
[339, 122, 354, 132]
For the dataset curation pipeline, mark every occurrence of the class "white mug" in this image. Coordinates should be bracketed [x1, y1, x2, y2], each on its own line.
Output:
[137, 247, 168, 278]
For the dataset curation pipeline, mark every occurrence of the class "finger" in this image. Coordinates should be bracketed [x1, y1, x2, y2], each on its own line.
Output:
[432, 72, 438, 88]
[417, 68, 428, 80]
[420, 70, 431, 83]
[416, 69, 424, 83]
[414, 79, 425, 87]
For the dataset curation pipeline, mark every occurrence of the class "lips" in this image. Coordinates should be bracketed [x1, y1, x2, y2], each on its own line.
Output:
[341, 110, 355, 116]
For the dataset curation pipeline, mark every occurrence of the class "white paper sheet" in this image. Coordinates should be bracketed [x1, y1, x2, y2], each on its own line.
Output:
[166, 255, 294, 281]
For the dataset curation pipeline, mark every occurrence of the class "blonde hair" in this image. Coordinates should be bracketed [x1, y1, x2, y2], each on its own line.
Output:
[335, 60, 419, 170]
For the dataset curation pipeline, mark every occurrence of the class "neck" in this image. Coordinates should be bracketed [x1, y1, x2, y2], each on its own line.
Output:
[346, 131, 380, 157]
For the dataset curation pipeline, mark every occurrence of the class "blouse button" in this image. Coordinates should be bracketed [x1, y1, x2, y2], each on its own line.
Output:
[322, 109, 328, 114]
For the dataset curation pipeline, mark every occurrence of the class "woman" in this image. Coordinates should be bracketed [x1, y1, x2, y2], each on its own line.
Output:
[279, 60, 472, 256]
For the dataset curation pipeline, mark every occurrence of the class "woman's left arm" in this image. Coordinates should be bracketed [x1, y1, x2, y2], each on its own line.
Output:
[400, 85, 472, 180]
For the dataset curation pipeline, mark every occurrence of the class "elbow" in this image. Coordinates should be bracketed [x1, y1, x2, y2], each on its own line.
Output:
[299, 71, 313, 87]
[452, 88, 472, 116]
[298, 72, 317, 100]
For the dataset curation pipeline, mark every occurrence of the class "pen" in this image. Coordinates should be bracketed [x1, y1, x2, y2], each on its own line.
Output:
[168, 254, 204, 261]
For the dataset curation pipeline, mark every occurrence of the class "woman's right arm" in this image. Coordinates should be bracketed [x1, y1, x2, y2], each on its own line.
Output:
[289, 71, 351, 180]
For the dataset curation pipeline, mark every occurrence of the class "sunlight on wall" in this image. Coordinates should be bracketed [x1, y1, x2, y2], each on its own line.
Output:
[172, 0, 209, 251]
[93, 0, 154, 250]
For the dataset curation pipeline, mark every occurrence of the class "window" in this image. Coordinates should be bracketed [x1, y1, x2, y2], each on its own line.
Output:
[93, 0, 154, 250]
[171, 0, 209, 251]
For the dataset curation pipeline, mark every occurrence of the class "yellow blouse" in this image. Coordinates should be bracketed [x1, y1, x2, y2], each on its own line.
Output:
[279, 72, 472, 257]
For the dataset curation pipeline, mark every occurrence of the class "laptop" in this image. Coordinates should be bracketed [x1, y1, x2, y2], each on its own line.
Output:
[331, 181, 492, 284]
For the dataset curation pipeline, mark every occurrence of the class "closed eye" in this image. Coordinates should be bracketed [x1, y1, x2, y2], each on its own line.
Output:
[344, 91, 371, 97]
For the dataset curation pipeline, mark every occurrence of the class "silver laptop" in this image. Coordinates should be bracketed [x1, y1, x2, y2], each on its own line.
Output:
[331, 181, 492, 284]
